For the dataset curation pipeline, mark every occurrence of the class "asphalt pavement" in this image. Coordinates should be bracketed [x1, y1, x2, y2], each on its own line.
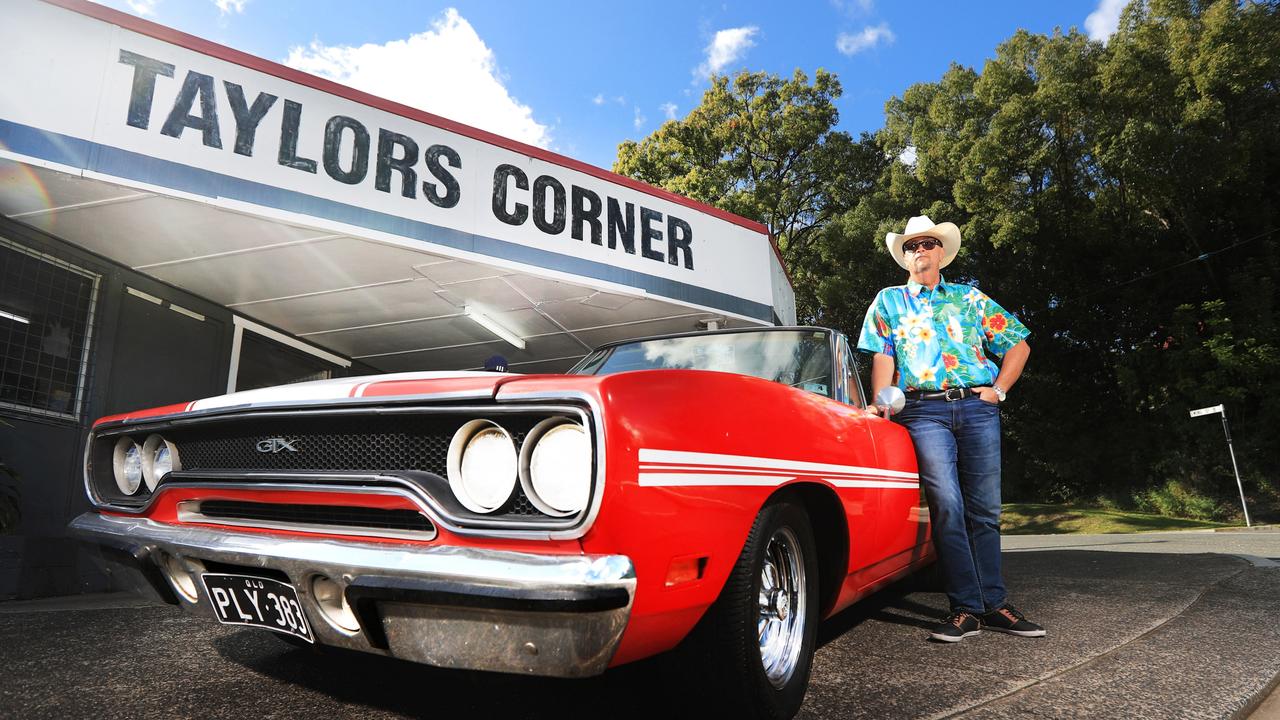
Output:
[0, 529, 1277, 719]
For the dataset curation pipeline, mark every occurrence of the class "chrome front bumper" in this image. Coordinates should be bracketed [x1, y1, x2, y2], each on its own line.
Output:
[70, 512, 635, 678]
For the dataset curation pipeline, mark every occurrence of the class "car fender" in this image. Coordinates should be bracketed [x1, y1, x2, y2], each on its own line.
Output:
[564, 369, 890, 665]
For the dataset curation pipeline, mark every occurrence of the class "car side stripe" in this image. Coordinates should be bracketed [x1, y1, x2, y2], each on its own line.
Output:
[638, 449, 919, 481]
[639, 473, 793, 487]
[638, 464, 912, 483]
[637, 473, 919, 489]
[637, 448, 919, 488]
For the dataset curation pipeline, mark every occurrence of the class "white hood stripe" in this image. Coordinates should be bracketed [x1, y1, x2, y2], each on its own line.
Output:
[189, 371, 504, 411]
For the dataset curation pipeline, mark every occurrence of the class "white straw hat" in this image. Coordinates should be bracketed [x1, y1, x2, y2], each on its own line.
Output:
[885, 215, 962, 269]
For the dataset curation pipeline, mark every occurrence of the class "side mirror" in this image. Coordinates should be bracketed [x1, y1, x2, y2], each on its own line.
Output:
[874, 386, 906, 416]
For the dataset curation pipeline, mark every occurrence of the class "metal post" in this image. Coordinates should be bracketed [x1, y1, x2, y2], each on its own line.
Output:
[1220, 410, 1251, 527]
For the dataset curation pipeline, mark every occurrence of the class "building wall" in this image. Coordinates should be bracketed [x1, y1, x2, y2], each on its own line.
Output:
[0, 215, 354, 598]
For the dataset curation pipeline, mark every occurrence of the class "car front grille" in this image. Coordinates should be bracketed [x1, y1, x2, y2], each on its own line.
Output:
[171, 414, 513, 475]
[196, 499, 436, 534]
[90, 408, 584, 519]
[167, 413, 545, 516]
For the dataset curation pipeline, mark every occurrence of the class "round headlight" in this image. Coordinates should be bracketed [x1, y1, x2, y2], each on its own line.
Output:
[142, 434, 181, 491]
[112, 437, 143, 496]
[447, 420, 517, 513]
[520, 419, 592, 516]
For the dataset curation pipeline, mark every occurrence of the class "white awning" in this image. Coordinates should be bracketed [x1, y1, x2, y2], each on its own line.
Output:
[0, 0, 794, 373]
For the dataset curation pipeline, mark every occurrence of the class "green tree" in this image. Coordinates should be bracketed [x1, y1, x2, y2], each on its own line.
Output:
[614, 0, 1280, 517]
[868, 0, 1280, 510]
[613, 69, 885, 321]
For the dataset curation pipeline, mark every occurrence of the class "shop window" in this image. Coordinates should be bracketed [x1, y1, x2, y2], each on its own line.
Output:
[236, 331, 335, 391]
[0, 237, 100, 419]
[229, 317, 349, 393]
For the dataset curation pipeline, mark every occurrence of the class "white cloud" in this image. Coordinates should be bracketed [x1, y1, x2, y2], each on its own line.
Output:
[633, 106, 647, 130]
[830, 0, 874, 14]
[125, 0, 158, 16]
[660, 102, 678, 121]
[697, 26, 759, 78]
[213, 0, 247, 14]
[592, 93, 605, 105]
[284, 9, 551, 148]
[898, 145, 917, 166]
[1085, 0, 1126, 42]
[836, 23, 895, 55]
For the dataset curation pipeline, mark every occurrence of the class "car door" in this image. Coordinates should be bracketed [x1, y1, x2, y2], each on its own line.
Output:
[842, 339, 930, 570]
[824, 334, 887, 574]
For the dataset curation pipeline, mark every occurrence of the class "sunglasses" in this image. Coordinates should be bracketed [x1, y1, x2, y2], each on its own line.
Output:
[903, 238, 943, 253]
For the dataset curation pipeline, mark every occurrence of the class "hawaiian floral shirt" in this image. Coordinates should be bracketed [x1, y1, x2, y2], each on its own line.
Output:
[856, 276, 1030, 391]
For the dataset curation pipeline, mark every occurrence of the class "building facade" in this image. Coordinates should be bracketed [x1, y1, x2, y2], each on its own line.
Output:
[0, 0, 794, 598]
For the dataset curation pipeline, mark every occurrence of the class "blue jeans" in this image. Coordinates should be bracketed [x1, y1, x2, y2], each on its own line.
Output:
[895, 396, 1006, 614]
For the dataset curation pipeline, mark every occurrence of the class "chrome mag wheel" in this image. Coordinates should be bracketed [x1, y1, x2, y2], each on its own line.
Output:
[757, 525, 807, 688]
[673, 499, 817, 719]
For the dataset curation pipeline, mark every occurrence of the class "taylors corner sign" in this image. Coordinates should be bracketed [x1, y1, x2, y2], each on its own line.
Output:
[115, 49, 695, 269]
[0, 0, 790, 324]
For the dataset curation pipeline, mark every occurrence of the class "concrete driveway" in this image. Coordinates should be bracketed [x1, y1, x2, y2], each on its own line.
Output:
[805, 530, 1280, 719]
[1, 529, 1277, 719]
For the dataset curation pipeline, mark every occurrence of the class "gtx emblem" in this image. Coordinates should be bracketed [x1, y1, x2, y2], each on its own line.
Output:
[256, 438, 298, 453]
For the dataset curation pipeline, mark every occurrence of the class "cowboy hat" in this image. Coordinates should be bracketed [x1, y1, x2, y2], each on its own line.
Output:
[885, 215, 962, 270]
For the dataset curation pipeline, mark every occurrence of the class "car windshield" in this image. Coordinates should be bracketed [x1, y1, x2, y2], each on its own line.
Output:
[571, 329, 834, 398]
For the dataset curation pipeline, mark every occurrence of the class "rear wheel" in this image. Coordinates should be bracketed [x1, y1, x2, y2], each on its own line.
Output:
[679, 497, 819, 720]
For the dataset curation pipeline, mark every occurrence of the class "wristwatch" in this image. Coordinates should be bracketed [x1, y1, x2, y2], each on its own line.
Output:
[992, 384, 1007, 402]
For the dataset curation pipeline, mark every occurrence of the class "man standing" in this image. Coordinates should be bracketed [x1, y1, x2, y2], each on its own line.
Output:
[857, 215, 1043, 642]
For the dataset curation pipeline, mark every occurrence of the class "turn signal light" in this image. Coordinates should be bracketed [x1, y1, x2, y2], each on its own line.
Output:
[664, 555, 708, 587]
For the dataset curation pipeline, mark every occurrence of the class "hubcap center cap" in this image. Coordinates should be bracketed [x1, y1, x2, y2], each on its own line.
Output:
[771, 589, 789, 620]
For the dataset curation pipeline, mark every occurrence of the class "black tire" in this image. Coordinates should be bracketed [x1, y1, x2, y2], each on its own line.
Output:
[677, 497, 820, 720]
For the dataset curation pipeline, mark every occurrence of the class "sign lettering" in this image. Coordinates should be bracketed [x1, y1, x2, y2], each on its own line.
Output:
[116, 50, 696, 270]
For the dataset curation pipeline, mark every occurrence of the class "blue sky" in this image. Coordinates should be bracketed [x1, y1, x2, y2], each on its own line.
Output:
[92, 0, 1125, 170]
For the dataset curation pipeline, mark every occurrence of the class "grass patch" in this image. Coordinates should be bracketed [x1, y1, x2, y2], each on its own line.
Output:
[1001, 503, 1232, 535]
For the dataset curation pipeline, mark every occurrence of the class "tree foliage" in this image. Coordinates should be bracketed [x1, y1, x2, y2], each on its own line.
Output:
[613, 70, 888, 320]
[614, 0, 1280, 518]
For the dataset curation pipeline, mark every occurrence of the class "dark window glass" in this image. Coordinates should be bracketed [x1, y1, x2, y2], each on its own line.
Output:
[573, 329, 834, 398]
[842, 341, 866, 407]
[0, 238, 99, 418]
[235, 331, 336, 392]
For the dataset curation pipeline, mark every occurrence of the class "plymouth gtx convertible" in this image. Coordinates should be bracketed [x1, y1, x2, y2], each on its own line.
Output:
[72, 326, 930, 720]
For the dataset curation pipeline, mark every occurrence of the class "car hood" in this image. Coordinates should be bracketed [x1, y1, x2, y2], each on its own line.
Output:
[186, 370, 520, 411]
[93, 370, 598, 427]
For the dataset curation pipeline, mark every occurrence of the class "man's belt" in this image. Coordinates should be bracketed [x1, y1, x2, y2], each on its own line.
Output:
[904, 388, 977, 402]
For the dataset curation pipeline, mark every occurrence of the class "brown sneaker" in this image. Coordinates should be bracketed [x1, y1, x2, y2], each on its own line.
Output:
[929, 611, 981, 642]
[982, 604, 1046, 637]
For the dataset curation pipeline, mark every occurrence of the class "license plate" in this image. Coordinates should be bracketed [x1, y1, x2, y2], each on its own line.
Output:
[200, 573, 314, 643]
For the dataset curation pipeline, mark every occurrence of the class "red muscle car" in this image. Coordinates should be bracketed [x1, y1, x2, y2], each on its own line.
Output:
[72, 326, 931, 720]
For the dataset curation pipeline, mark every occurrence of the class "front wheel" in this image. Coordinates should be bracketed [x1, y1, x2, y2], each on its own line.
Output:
[678, 497, 820, 720]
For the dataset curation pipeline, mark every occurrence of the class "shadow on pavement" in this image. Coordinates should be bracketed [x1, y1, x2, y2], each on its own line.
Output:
[210, 629, 674, 719]
[817, 563, 945, 645]
[3, 547, 1276, 719]
[205, 566, 948, 719]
